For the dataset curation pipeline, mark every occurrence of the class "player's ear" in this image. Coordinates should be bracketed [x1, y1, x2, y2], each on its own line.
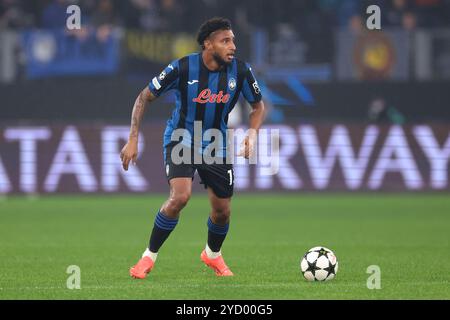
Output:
[204, 38, 212, 50]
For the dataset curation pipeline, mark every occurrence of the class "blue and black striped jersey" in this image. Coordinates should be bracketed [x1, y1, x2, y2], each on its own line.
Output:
[148, 52, 262, 155]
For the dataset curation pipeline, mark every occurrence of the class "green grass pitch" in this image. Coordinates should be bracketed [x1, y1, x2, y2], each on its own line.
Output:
[0, 194, 449, 299]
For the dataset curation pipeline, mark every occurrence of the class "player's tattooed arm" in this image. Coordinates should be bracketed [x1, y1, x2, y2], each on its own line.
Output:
[129, 87, 155, 140]
[120, 87, 156, 171]
[239, 100, 266, 159]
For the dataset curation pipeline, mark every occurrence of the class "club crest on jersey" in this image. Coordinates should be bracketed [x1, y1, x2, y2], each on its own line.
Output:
[228, 78, 236, 91]
[193, 89, 230, 104]
[159, 70, 166, 81]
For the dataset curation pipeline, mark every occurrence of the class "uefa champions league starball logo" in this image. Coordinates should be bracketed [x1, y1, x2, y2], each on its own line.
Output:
[252, 81, 260, 94]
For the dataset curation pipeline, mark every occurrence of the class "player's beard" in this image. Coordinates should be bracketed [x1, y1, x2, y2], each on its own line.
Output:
[212, 52, 231, 67]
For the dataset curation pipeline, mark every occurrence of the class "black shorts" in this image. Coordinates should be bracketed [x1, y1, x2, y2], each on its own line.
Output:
[164, 144, 234, 199]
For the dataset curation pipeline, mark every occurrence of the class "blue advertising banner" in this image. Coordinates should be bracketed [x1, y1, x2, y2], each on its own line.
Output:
[22, 29, 120, 79]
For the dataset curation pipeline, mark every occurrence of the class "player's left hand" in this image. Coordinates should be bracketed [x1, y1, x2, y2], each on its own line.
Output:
[238, 133, 256, 159]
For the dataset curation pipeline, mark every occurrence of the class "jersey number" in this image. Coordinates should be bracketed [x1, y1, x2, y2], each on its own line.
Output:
[227, 169, 233, 186]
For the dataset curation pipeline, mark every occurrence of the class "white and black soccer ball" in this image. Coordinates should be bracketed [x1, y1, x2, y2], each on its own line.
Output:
[300, 246, 338, 281]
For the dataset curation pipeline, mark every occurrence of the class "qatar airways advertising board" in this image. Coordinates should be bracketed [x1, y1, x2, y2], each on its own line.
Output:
[0, 123, 448, 194]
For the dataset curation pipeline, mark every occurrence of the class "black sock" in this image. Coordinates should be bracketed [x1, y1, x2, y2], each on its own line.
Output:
[149, 211, 178, 253]
[207, 217, 229, 252]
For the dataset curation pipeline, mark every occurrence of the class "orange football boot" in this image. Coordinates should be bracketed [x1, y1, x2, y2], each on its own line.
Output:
[201, 250, 234, 276]
[130, 256, 154, 279]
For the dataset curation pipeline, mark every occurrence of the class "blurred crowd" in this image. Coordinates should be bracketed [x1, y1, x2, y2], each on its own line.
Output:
[1, 0, 450, 32]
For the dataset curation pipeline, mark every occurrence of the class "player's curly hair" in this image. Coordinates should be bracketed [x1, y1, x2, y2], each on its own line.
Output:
[197, 17, 232, 50]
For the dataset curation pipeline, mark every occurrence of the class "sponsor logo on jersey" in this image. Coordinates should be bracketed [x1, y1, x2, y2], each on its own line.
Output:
[193, 89, 230, 104]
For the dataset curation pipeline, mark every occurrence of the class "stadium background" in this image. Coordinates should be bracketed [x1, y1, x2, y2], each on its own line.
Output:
[0, 0, 449, 299]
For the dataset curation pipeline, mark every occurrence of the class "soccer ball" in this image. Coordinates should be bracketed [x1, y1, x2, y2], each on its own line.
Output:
[300, 246, 338, 281]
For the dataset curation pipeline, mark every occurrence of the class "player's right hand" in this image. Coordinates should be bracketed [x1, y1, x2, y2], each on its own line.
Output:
[120, 140, 138, 171]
